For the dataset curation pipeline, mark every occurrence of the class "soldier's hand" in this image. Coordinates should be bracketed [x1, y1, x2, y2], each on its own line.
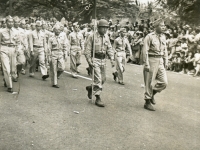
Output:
[64, 54, 67, 62]
[144, 64, 150, 72]
[30, 51, 34, 57]
[110, 59, 115, 68]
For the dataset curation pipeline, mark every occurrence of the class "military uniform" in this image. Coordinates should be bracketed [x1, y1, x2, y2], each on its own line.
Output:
[113, 29, 132, 84]
[68, 30, 84, 77]
[85, 28, 114, 106]
[0, 16, 20, 92]
[13, 18, 28, 76]
[28, 21, 49, 79]
[48, 29, 68, 87]
[142, 31, 168, 110]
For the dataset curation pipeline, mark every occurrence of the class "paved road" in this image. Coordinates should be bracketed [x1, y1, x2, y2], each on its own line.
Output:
[0, 56, 200, 150]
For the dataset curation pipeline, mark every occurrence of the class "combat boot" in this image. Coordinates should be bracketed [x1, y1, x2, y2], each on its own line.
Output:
[150, 90, 157, 105]
[86, 86, 92, 99]
[95, 95, 105, 107]
[144, 99, 155, 111]
[112, 72, 118, 82]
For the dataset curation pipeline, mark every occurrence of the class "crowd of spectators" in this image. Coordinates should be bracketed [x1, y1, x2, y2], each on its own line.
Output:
[107, 19, 200, 77]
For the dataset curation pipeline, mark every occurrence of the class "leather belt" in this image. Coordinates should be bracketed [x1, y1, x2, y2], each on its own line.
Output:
[33, 45, 43, 48]
[1, 44, 15, 47]
[94, 53, 106, 59]
[148, 54, 163, 58]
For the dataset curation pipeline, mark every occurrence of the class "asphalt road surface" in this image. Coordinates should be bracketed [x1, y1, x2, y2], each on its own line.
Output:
[0, 56, 200, 150]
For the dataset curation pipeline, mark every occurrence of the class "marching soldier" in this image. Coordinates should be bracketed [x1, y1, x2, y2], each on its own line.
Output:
[112, 28, 132, 85]
[68, 22, 84, 78]
[0, 16, 20, 92]
[13, 17, 29, 76]
[142, 19, 168, 111]
[48, 24, 68, 88]
[28, 20, 49, 80]
[85, 19, 115, 107]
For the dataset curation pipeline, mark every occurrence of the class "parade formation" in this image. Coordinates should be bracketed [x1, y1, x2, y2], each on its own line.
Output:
[0, 14, 200, 111]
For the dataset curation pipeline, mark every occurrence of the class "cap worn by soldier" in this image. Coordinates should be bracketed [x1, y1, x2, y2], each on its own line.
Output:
[119, 28, 126, 33]
[6, 15, 13, 21]
[13, 16, 20, 23]
[73, 22, 79, 27]
[36, 20, 42, 26]
[152, 19, 165, 27]
[98, 19, 109, 27]
[20, 19, 26, 24]
[53, 23, 61, 31]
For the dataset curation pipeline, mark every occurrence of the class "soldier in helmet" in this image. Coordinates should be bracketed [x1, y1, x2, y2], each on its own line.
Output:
[142, 19, 168, 111]
[85, 19, 115, 107]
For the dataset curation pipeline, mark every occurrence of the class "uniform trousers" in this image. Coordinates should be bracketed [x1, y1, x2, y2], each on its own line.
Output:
[92, 58, 106, 96]
[50, 51, 65, 85]
[29, 47, 47, 76]
[70, 49, 81, 76]
[143, 57, 168, 100]
[0, 46, 17, 88]
[115, 51, 126, 82]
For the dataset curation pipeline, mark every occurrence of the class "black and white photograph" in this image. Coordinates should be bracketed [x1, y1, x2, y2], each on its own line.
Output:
[0, 0, 199, 149]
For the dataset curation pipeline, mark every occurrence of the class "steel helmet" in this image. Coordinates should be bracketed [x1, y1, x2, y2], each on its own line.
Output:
[98, 19, 109, 27]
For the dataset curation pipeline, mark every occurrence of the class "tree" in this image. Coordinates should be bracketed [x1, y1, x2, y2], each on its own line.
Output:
[0, 0, 139, 23]
[156, 0, 200, 25]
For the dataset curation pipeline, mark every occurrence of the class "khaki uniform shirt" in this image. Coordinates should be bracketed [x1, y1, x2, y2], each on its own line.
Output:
[28, 30, 47, 52]
[84, 31, 114, 60]
[142, 32, 168, 64]
[0, 27, 20, 47]
[68, 31, 84, 51]
[113, 36, 132, 55]
[13, 27, 28, 50]
[48, 33, 69, 55]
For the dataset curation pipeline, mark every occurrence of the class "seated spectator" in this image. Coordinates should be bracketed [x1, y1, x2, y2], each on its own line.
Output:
[181, 37, 188, 55]
[171, 53, 178, 71]
[130, 32, 143, 64]
[185, 51, 195, 74]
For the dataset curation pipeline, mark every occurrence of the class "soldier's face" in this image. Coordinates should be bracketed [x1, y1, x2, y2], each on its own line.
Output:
[74, 25, 79, 32]
[42, 24, 47, 30]
[98, 26, 108, 35]
[21, 23, 26, 29]
[14, 21, 20, 28]
[0, 22, 2, 28]
[54, 28, 60, 36]
[156, 22, 165, 34]
[31, 25, 36, 30]
[6, 19, 14, 28]
[36, 25, 42, 31]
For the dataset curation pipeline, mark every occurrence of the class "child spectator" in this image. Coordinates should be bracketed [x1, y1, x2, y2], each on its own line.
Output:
[185, 51, 195, 74]
[193, 50, 200, 76]
[181, 37, 188, 55]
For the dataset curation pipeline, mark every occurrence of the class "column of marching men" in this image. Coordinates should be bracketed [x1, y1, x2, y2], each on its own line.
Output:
[0, 16, 168, 111]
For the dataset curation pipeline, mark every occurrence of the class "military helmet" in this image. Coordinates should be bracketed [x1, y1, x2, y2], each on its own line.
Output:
[98, 19, 109, 27]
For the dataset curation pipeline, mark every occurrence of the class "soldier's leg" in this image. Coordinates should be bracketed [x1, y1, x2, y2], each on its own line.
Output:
[70, 52, 78, 77]
[0, 50, 13, 90]
[57, 55, 65, 78]
[38, 50, 48, 76]
[16, 47, 26, 75]
[50, 56, 57, 86]
[153, 62, 168, 93]
[76, 51, 81, 66]
[29, 51, 39, 76]
[10, 47, 17, 81]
